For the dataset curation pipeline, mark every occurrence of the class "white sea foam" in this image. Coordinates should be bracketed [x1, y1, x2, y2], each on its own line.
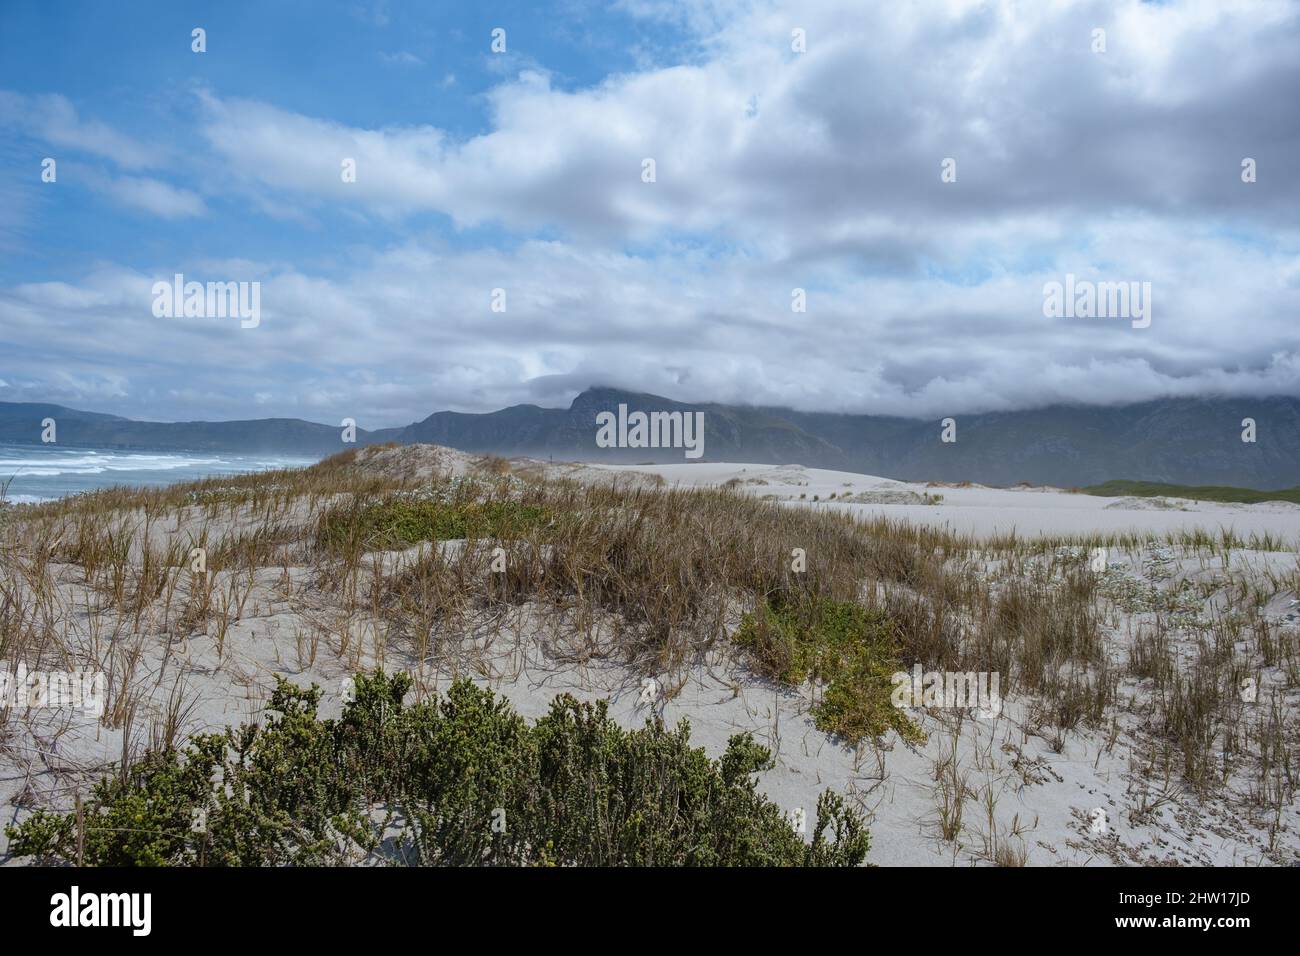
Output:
[0, 452, 224, 476]
[0, 443, 315, 500]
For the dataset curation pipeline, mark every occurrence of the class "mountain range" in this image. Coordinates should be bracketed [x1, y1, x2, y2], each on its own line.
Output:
[2, 388, 1297, 488]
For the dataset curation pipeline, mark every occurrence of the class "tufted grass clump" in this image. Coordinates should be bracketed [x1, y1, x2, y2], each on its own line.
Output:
[5, 672, 870, 867]
[735, 596, 925, 746]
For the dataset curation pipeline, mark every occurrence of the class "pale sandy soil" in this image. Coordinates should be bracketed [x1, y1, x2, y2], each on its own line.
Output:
[567, 461, 1300, 544]
[3, 604, 1290, 866]
[1, 446, 1296, 866]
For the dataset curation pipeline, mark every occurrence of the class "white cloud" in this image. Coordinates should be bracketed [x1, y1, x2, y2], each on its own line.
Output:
[1, 214, 1297, 425]
[94, 173, 206, 219]
[191, 0, 1300, 252]
[0, 92, 160, 169]
[380, 51, 423, 66]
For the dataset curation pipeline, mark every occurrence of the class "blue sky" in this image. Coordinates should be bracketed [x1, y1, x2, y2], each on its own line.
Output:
[0, 1, 694, 281]
[1, 0, 1298, 428]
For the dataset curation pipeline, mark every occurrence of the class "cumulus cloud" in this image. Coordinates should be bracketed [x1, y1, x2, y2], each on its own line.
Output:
[193, 0, 1300, 247]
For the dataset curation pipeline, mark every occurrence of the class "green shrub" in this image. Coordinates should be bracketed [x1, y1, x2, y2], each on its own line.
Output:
[6, 673, 869, 867]
[734, 597, 924, 746]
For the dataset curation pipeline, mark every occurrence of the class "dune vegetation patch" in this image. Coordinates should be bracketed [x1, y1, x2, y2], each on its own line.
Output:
[735, 596, 925, 745]
[1084, 479, 1300, 506]
[317, 496, 550, 552]
[6, 672, 870, 867]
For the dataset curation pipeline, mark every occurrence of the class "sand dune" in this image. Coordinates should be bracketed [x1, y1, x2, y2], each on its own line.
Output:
[2, 445, 1296, 866]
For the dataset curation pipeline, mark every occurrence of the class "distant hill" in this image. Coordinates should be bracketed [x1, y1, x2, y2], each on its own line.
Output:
[395, 388, 1300, 488]
[0, 402, 400, 455]
[398, 387, 847, 466]
[4, 389, 1298, 487]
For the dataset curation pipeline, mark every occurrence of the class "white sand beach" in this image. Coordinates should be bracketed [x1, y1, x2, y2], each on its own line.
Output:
[569, 461, 1300, 544]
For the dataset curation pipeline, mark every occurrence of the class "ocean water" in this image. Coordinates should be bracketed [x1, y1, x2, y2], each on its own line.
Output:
[0, 443, 318, 504]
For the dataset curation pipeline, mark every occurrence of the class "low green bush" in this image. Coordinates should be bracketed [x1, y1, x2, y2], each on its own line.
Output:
[6, 673, 870, 867]
[734, 596, 924, 746]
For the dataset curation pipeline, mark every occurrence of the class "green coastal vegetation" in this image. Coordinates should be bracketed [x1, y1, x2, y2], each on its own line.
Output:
[1084, 480, 1300, 506]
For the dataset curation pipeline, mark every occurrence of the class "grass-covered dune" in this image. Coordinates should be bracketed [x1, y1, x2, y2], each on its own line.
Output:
[1, 445, 1297, 866]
